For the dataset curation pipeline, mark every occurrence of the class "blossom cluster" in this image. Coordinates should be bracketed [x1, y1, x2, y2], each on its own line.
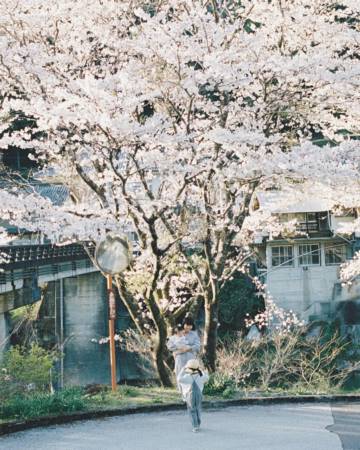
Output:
[341, 251, 360, 285]
[245, 277, 305, 334]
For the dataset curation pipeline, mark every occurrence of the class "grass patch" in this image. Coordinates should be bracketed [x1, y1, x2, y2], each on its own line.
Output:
[0, 387, 88, 421]
[86, 386, 180, 411]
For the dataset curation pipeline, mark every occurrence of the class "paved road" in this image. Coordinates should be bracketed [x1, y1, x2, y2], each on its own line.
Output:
[1, 402, 359, 450]
[329, 402, 360, 450]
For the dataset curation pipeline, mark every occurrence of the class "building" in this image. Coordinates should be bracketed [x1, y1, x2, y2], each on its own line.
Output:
[0, 149, 142, 385]
[251, 189, 360, 323]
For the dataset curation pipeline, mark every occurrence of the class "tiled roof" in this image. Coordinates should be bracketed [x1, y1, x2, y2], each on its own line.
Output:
[0, 175, 69, 206]
[32, 183, 69, 206]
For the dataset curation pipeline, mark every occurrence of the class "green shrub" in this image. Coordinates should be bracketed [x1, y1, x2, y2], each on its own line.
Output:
[0, 387, 87, 420]
[0, 344, 59, 402]
[222, 386, 236, 399]
[203, 373, 236, 396]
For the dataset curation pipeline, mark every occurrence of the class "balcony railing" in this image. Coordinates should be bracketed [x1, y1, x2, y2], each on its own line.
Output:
[298, 221, 323, 232]
[296, 213, 330, 235]
[0, 243, 95, 270]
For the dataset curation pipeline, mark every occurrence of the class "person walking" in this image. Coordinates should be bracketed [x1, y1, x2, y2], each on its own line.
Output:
[177, 359, 209, 433]
[167, 317, 201, 387]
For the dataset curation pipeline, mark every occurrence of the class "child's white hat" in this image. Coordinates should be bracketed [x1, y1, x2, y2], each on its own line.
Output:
[185, 359, 200, 370]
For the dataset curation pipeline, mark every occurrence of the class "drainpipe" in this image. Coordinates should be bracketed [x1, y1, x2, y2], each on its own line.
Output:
[54, 281, 57, 390]
[60, 278, 64, 388]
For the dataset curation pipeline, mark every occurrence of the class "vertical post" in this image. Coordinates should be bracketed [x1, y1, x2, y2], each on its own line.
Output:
[107, 274, 117, 391]
[60, 278, 64, 388]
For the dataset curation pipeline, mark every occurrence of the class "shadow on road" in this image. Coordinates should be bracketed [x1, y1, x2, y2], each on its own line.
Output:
[328, 402, 360, 450]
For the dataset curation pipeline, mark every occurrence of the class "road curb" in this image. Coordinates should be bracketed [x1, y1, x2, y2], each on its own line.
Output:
[1, 394, 360, 437]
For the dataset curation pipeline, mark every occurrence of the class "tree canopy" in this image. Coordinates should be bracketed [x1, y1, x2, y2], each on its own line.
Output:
[0, 0, 359, 379]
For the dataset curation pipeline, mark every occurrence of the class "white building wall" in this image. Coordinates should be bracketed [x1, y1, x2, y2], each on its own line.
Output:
[265, 242, 341, 321]
[331, 215, 354, 234]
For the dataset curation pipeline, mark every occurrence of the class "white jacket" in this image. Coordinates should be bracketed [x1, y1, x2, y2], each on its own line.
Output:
[177, 367, 209, 400]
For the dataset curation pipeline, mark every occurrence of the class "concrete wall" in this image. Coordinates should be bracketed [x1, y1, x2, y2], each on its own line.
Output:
[265, 241, 342, 320]
[59, 272, 111, 386]
[0, 285, 40, 314]
[58, 272, 143, 386]
[0, 264, 98, 295]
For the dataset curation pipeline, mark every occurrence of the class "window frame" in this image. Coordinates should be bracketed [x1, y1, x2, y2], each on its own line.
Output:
[271, 245, 294, 268]
[297, 212, 329, 233]
[298, 243, 321, 266]
[324, 243, 347, 266]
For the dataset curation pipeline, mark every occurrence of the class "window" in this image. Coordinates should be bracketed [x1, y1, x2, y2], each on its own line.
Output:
[297, 212, 329, 233]
[325, 244, 347, 265]
[298, 244, 321, 266]
[271, 246, 294, 267]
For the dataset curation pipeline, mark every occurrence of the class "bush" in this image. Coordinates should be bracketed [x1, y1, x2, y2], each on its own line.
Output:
[0, 344, 59, 402]
[222, 385, 236, 399]
[215, 328, 358, 393]
[0, 387, 87, 420]
[203, 373, 236, 396]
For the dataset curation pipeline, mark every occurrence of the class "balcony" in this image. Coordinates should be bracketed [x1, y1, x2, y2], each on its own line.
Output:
[296, 212, 331, 237]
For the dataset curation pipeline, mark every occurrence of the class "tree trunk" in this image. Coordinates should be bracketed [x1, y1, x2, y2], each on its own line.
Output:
[116, 276, 173, 387]
[202, 299, 219, 372]
[153, 329, 173, 387]
[148, 289, 173, 387]
[115, 276, 145, 335]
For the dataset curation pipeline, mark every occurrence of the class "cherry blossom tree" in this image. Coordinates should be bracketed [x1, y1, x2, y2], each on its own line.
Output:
[0, 0, 359, 379]
[339, 215, 360, 284]
[341, 251, 360, 284]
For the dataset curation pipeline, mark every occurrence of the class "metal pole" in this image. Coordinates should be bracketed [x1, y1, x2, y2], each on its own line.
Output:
[60, 278, 64, 389]
[107, 274, 117, 391]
